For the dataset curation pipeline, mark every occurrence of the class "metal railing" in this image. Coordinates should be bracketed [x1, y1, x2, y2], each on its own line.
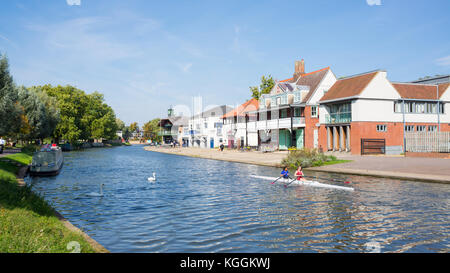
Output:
[406, 132, 450, 153]
[325, 113, 351, 124]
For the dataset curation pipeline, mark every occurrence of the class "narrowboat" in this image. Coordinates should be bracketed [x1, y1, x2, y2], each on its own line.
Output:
[29, 144, 64, 176]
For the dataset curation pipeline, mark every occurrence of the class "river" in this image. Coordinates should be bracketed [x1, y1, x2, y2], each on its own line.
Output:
[27, 145, 450, 253]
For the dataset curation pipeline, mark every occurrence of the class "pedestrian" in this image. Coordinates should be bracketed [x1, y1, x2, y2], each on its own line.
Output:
[220, 143, 224, 152]
[0, 137, 5, 154]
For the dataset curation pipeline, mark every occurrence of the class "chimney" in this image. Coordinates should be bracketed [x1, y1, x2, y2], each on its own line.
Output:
[293, 59, 305, 81]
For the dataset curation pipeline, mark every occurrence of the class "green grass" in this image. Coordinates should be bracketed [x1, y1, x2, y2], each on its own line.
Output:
[0, 153, 96, 253]
[320, 159, 352, 166]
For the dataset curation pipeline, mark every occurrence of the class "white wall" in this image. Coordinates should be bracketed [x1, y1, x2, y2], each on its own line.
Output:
[308, 70, 337, 105]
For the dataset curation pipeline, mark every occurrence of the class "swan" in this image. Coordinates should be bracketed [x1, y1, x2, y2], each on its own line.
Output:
[87, 183, 104, 197]
[148, 172, 156, 182]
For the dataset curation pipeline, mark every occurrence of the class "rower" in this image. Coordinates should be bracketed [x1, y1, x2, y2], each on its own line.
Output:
[280, 167, 289, 180]
[295, 166, 307, 182]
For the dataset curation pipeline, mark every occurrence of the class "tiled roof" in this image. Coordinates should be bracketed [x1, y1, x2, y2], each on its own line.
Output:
[295, 67, 330, 103]
[392, 83, 449, 100]
[320, 71, 379, 102]
[222, 98, 259, 118]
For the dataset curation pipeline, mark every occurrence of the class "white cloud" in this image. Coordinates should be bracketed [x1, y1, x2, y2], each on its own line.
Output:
[366, 0, 382, 6]
[177, 63, 193, 73]
[436, 55, 450, 67]
[66, 0, 81, 6]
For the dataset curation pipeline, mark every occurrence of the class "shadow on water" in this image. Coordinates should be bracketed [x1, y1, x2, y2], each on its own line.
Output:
[26, 145, 450, 253]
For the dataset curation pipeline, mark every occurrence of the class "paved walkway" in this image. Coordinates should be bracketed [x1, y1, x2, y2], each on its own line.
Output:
[144, 146, 450, 184]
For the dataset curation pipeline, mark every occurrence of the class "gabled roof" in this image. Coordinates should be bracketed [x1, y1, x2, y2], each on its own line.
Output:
[295, 67, 330, 103]
[222, 98, 259, 118]
[391, 82, 450, 100]
[193, 105, 233, 119]
[320, 71, 379, 102]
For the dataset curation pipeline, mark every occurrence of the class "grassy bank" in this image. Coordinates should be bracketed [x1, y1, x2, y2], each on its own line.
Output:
[0, 153, 96, 253]
[282, 148, 352, 170]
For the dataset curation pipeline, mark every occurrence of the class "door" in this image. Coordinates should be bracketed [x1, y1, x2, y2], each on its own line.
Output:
[279, 130, 291, 150]
[210, 138, 214, 149]
[295, 129, 304, 149]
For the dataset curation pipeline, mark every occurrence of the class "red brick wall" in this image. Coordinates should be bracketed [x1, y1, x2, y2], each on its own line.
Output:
[351, 122, 450, 155]
[304, 106, 320, 149]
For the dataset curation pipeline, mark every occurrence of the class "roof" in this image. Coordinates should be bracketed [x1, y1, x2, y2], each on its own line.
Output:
[320, 71, 379, 102]
[193, 105, 233, 119]
[411, 74, 450, 84]
[392, 82, 450, 100]
[222, 98, 259, 118]
[294, 67, 330, 103]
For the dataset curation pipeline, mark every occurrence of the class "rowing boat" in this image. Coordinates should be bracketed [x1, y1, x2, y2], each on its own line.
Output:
[250, 175, 354, 192]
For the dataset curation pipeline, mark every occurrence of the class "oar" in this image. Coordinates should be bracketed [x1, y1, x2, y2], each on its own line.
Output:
[271, 176, 283, 185]
[284, 177, 298, 188]
[303, 175, 351, 184]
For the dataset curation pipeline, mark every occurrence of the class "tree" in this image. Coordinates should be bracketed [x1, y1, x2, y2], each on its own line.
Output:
[17, 86, 60, 142]
[0, 54, 22, 136]
[129, 122, 139, 134]
[115, 118, 125, 132]
[143, 118, 161, 142]
[250, 75, 275, 100]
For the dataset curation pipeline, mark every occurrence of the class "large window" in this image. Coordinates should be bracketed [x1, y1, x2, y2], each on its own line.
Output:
[395, 101, 444, 114]
[280, 109, 288, 118]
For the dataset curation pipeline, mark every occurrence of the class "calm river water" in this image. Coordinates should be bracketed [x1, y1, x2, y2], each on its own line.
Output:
[27, 145, 450, 253]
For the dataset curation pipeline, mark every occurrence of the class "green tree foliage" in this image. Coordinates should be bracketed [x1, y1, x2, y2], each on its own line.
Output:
[39, 85, 118, 143]
[129, 122, 139, 134]
[142, 118, 161, 142]
[250, 75, 275, 100]
[17, 86, 60, 141]
[0, 54, 22, 136]
[115, 118, 125, 132]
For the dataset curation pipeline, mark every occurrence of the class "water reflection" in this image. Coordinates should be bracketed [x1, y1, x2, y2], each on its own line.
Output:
[27, 145, 450, 253]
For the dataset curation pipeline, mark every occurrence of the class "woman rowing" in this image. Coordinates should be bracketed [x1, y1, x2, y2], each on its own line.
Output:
[280, 167, 290, 180]
[295, 165, 307, 182]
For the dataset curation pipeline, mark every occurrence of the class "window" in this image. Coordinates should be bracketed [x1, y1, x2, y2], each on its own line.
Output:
[428, 125, 437, 132]
[416, 125, 426, 132]
[394, 101, 402, 113]
[405, 125, 414, 132]
[211, 112, 215, 117]
[280, 109, 288, 118]
[294, 108, 302, 117]
[276, 97, 281, 106]
[377, 125, 387, 132]
[204, 123, 208, 129]
[311, 106, 318, 118]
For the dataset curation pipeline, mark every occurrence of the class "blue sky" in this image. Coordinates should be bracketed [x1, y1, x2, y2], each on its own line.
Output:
[1, 0, 449, 126]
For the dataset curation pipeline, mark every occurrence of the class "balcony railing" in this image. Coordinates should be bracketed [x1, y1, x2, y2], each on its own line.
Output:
[325, 113, 352, 124]
[158, 130, 177, 136]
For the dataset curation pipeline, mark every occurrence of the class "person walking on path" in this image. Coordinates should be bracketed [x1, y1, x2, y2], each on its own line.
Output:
[0, 137, 5, 154]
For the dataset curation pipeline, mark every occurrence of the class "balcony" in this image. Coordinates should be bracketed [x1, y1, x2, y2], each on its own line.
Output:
[325, 113, 352, 124]
[158, 130, 177, 136]
[293, 117, 305, 127]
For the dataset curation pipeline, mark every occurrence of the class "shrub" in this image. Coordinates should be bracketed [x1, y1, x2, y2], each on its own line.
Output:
[281, 148, 335, 169]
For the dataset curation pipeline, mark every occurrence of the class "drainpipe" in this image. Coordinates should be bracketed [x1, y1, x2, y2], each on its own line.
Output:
[402, 99, 406, 153]
[290, 106, 294, 148]
[437, 85, 440, 132]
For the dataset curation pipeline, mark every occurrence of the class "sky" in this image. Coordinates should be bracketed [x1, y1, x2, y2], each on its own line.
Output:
[0, 0, 449, 126]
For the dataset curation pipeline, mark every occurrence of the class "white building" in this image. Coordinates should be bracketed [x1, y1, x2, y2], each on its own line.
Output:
[189, 105, 233, 148]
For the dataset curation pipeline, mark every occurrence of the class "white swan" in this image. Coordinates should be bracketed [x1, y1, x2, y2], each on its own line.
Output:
[148, 172, 156, 182]
[87, 183, 104, 197]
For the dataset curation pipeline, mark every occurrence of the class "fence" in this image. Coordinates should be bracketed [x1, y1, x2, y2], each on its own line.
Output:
[405, 132, 450, 153]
